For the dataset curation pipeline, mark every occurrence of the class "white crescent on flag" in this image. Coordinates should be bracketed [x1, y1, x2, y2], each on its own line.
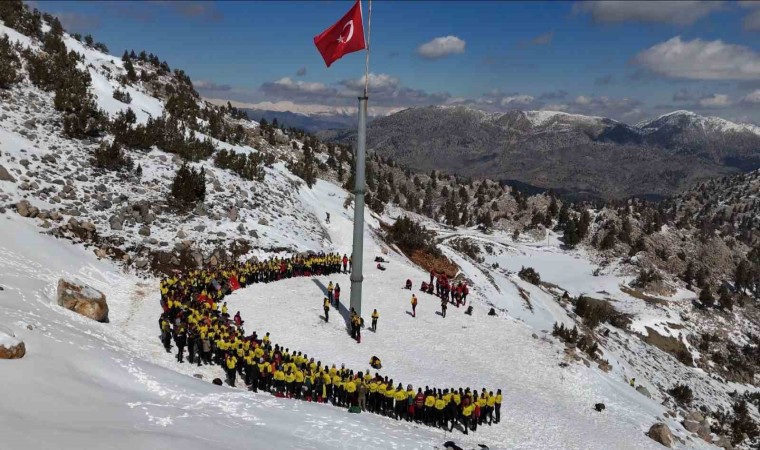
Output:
[338, 20, 354, 44]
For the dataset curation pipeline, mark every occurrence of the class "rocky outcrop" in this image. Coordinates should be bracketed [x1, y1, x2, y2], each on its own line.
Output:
[56, 279, 109, 323]
[647, 423, 675, 448]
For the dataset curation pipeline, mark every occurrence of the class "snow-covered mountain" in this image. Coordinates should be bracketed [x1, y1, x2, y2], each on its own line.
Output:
[1, 4, 759, 450]
[320, 106, 760, 200]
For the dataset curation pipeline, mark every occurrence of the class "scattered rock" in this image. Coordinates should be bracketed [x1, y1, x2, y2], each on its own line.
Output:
[227, 207, 238, 222]
[56, 279, 109, 323]
[138, 225, 151, 236]
[135, 259, 149, 269]
[714, 435, 733, 450]
[0, 331, 26, 359]
[212, 378, 223, 386]
[176, 229, 188, 239]
[594, 403, 605, 412]
[683, 420, 701, 434]
[647, 423, 675, 448]
[258, 217, 269, 226]
[636, 386, 652, 399]
[0, 165, 15, 182]
[193, 224, 205, 232]
[686, 411, 704, 422]
[193, 374, 203, 380]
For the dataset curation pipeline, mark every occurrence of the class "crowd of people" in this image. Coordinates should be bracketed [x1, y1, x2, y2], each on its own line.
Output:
[157, 252, 500, 434]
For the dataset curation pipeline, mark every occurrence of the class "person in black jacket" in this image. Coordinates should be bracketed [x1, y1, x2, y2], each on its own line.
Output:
[175, 325, 187, 363]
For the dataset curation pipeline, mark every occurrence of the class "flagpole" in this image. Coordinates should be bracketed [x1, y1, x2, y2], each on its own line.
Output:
[350, 0, 371, 321]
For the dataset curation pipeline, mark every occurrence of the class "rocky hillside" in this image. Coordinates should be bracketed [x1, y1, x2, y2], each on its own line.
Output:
[321, 106, 760, 200]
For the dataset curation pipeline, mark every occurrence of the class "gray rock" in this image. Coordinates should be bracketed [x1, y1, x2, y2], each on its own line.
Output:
[135, 259, 149, 269]
[15, 200, 31, 217]
[177, 230, 188, 239]
[714, 435, 733, 450]
[0, 165, 15, 182]
[193, 224, 206, 232]
[647, 423, 674, 448]
[75, 174, 88, 182]
[227, 207, 239, 222]
[138, 225, 151, 236]
[636, 386, 652, 399]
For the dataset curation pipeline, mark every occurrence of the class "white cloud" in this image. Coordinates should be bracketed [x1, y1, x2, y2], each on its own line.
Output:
[500, 95, 535, 107]
[272, 77, 330, 94]
[573, 1, 724, 26]
[741, 89, 760, 104]
[698, 94, 731, 108]
[342, 73, 400, 91]
[417, 36, 466, 59]
[574, 95, 591, 105]
[633, 36, 760, 80]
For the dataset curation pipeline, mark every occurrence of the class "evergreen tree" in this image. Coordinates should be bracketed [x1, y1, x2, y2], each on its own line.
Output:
[169, 164, 206, 209]
[699, 286, 715, 308]
[0, 35, 21, 88]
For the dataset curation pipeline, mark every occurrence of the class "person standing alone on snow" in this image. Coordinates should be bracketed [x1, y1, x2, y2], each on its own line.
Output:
[342, 254, 348, 273]
[327, 281, 334, 305]
[323, 297, 330, 322]
[371, 309, 379, 332]
[411, 294, 418, 317]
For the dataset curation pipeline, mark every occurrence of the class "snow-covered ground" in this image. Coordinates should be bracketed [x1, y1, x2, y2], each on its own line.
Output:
[0, 178, 722, 449]
[1, 19, 752, 449]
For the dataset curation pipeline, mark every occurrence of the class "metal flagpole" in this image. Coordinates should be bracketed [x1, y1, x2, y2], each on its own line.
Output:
[350, 0, 371, 319]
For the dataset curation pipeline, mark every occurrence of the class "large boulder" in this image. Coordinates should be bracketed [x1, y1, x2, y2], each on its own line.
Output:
[647, 423, 675, 448]
[636, 386, 652, 399]
[57, 279, 109, 322]
[0, 165, 16, 182]
[0, 330, 25, 359]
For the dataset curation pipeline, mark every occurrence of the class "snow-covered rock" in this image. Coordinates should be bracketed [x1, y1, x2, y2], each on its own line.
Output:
[0, 329, 25, 359]
[56, 279, 109, 323]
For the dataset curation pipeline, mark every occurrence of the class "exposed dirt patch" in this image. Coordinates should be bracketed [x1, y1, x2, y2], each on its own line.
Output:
[408, 249, 458, 277]
[644, 326, 693, 366]
[620, 285, 668, 306]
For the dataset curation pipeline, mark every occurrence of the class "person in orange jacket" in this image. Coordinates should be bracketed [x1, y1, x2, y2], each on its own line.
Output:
[411, 294, 418, 317]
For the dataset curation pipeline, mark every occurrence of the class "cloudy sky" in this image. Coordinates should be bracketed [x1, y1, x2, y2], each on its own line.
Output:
[35, 0, 760, 124]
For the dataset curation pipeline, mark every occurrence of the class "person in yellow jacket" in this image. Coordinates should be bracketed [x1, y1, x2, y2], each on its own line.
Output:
[323, 297, 330, 322]
[273, 367, 285, 395]
[225, 354, 238, 387]
[411, 295, 418, 317]
[371, 309, 379, 332]
[384, 382, 396, 417]
[344, 378, 357, 407]
[394, 384, 407, 420]
[434, 395, 447, 428]
[494, 389, 502, 424]
[462, 403, 475, 435]
[285, 369, 295, 398]
[486, 390, 496, 425]
[376, 381, 387, 414]
[424, 392, 436, 425]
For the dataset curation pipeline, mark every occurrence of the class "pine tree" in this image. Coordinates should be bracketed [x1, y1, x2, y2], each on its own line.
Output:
[0, 35, 21, 89]
[699, 286, 715, 308]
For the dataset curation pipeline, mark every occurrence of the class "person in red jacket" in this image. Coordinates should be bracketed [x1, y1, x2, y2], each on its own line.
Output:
[342, 254, 349, 273]
[414, 388, 425, 422]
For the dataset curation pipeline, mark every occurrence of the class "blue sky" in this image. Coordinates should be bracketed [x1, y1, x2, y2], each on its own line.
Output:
[35, 1, 760, 124]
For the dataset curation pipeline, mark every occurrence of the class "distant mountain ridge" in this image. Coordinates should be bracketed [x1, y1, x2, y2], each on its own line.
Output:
[319, 106, 760, 200]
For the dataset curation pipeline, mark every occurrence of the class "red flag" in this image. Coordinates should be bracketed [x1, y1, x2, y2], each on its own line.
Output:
[313, 1, 366, 67]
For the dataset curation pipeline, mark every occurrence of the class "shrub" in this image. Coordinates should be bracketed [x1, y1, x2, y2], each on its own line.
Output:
[574, 296, 631, 329]
[667, 383, 693, 406]
[386, 216, 440, 257]
[213, 149, 265, 182]
[518, 266, 541, 285]
[730, 400, 759, 445]
[169, 164, 206, 210]
[631, 268, 662, 289]
[112, 88, 132, 104]
[93, 141, 132, 171]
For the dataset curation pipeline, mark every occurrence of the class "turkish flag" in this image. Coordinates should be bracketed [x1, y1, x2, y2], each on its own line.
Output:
[313, 1, 366, 67]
